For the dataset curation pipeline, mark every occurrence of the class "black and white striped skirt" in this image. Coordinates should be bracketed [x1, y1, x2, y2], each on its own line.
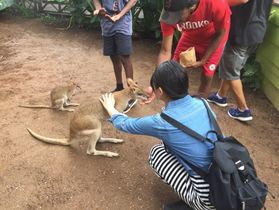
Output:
[149, 144, 215, 210]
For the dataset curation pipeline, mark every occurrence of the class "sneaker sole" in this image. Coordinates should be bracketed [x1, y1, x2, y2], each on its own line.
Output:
[123, 99, 138, 114]
[227, 111, 253, 121]
[207, 99, 228, 107]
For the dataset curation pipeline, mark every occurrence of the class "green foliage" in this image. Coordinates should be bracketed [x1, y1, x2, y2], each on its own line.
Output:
[241, 53, 262, 91]
[65, 0, 99, 28]
[0, 0, 14, 11]
[9, 0, 181, 42]
[39, 13, 70, 27]
[132, 0, 181, 42]
[40, 13, 58, 24]
[132, 0, 162, 39]
[4, 2, 36, 17]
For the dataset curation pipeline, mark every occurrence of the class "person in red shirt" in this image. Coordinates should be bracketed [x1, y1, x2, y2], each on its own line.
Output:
[158, 0, 231, 99]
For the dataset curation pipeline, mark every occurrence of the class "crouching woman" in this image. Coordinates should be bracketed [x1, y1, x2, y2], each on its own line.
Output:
[100, 60, 217, 210]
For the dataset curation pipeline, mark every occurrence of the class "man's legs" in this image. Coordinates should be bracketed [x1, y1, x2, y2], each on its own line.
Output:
[208, 43, 257, 121]
[115, 33, 137, 112]
[217, 79, 230, 97]
[120, 55, 133, 80]
[110, 55, 124, 91]
[116, 33, 133, 82]
[218, 79, 248, 110]
[103, 35, 124, 91]
[198, 73, 213, 98]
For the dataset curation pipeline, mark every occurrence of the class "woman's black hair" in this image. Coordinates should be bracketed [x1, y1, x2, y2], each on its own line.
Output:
[150, 60, 189, 100]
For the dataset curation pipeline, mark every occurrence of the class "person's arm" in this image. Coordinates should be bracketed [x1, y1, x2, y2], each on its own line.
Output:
[200, 28, 226, 65]
[186, 28, 226, 69]
[109, 0, 137, 22]
[157, 35, 173, 64]
[92, 0, 102, 10]
[186, 2, 230, 69]
[226, 0, 249, 7]
[92, 0, 108, 17]
[157, 22, 175, 64]
[99, 93, 160, 136]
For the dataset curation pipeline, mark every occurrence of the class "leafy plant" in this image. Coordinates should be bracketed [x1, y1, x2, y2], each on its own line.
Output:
[64, 0, 99, 28]
[241, 53, 262, 91]
[40, 13, 58, 24]
[8, 3, 36, 17]
[0, 0, 14, 11]
[132, 0, 162, 39]
[9, 0, 181, 43]
[132, 0, 181, 42]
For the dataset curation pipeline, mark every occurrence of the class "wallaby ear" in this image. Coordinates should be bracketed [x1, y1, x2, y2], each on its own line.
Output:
[127, 78, 138, 88]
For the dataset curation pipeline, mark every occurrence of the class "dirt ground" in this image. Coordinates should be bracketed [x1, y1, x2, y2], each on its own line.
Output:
[0, 14, 278, 210]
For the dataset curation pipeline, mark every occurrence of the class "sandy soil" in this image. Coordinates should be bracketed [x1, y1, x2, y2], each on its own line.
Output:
[0, 15, 278, 210]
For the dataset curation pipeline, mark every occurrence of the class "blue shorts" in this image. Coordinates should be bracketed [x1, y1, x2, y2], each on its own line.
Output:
[103, 33, 132, 56]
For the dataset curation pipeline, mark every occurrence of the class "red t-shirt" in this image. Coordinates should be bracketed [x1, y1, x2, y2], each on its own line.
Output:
[161, 0, 231, 47]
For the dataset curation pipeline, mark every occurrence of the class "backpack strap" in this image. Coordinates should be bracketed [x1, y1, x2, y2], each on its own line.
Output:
[160, 98, 222, 143]
[161, 113, 209, 143]
[200, 99, 223, 136]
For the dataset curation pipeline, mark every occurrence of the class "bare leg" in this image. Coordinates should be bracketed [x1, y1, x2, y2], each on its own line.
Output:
[229, 79, 248, 110]
[120, 55, 133, 80]
[197, 73, 213, 98]
[110, 55, 123, 84]
[98, 137, 123, 143]
[218, 79, 230, 97]
[217, 79, 248, 110]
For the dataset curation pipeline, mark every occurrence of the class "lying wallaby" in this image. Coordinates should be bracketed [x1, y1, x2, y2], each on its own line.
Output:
[19, 82, 81, 112]
[27, 79, 148, 157]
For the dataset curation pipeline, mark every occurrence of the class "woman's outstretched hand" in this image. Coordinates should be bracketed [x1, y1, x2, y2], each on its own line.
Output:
[140, 86, 155, 104]
[99, 93, 119, 116]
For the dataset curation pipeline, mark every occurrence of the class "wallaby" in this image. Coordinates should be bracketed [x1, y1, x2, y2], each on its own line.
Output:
[27, 79, 148, 157]
[19, 82, 81, 112]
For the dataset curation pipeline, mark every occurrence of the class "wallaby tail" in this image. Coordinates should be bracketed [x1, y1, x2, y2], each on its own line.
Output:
[27, 128, 70, 146]
[19, 104, 55, 109]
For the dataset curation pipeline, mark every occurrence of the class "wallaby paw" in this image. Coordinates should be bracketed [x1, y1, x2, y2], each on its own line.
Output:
[107, 152, 119, 157]
[115, 139, 124, 143]
[66, 109, 75, 112]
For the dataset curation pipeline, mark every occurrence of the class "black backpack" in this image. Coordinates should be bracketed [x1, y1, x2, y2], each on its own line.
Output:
[161, 99, 272, 210]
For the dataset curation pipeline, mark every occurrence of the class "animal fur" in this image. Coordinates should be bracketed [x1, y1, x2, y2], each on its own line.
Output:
[27, 79, 148, 157]
[19, 82, 80, 112]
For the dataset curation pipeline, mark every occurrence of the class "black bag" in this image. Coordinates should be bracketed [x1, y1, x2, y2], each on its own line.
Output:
[161, 99, 270, 210]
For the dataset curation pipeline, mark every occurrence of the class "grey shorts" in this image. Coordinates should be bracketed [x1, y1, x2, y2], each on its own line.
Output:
[219, 43, 259, 80]
[103, 33, 132, 56]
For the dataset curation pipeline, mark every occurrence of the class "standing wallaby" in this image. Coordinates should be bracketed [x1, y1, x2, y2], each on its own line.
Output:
[19, 82, 81, 112]
[27, 79, 148, 157]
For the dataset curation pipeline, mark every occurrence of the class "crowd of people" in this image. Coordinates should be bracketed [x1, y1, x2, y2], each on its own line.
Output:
[93, 0, 273, 209]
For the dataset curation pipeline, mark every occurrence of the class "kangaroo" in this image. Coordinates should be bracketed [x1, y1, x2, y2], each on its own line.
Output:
[27, 79, 148, 157]
[19, 82, 81, 112]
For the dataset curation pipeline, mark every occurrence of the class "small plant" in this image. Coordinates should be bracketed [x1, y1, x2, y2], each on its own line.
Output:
[241, 53, 262, 91]
[0, 0, 14, 10]
[7, 3, 36, 17]
[64, 0, 99, 29]
[40, 14, 58, 24]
